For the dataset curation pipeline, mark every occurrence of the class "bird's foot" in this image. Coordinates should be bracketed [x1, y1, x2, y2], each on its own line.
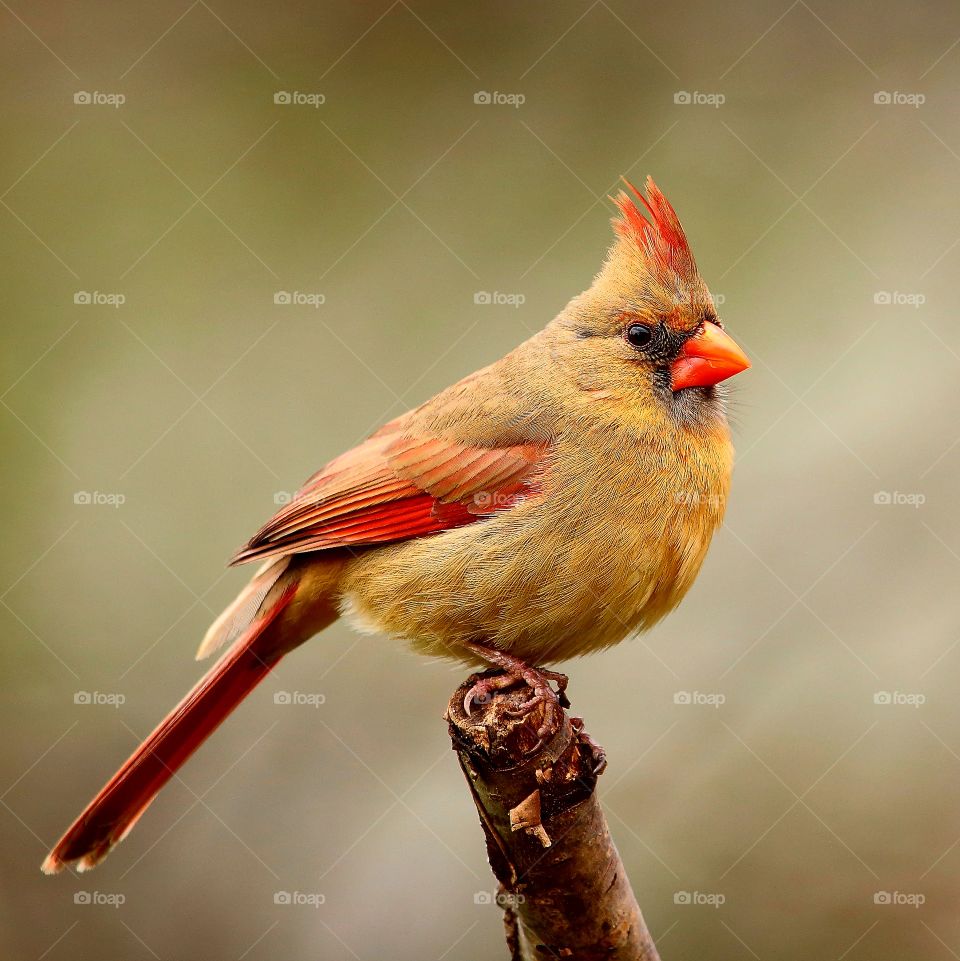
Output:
[503, 665, 569, 743]
[463, 672, 522, 714]
[460, 642, 569, 744]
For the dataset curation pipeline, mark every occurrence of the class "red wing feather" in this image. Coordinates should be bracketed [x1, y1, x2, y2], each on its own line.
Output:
[231, 434, 548, 565]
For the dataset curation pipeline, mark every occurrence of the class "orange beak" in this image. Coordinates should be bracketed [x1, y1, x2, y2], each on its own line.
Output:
[671, 322, 751, 391]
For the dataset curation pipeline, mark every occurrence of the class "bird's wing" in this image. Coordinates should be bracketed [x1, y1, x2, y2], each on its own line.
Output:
[231, 433, 549, 565]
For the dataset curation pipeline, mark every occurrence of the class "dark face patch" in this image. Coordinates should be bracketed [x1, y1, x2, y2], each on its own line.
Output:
[619, 315, 697, 364]
[615, 309, 729, 422]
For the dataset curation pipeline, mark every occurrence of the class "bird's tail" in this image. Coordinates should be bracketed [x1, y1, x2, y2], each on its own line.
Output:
[42, 577, 300, 875]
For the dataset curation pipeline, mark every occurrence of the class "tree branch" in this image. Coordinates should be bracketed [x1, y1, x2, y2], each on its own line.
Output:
[446, 671, 661, 960]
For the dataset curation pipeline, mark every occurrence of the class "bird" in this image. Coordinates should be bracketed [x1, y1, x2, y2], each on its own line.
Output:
[43, 176, 749, 875]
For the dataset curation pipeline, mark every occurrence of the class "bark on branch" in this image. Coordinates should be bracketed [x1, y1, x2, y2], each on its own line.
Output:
[446, 671, 661, 960]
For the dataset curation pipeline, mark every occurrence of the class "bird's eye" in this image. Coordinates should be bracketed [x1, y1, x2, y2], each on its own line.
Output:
[625, 323, 653, 349]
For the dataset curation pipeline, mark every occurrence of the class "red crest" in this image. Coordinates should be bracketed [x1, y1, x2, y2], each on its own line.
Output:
[612, 176, 699, 287]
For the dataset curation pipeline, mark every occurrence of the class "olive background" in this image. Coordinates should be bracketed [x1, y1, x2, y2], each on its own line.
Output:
[2, 2, 960, 958]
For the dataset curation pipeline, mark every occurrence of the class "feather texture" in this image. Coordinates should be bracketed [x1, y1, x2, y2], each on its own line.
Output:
[231, 434, 549, 565]
[612, 175, 698, 287]
[43, 174, 745, 877]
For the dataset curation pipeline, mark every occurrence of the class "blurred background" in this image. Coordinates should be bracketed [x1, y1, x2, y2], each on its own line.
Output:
[3, 1, 959, 958]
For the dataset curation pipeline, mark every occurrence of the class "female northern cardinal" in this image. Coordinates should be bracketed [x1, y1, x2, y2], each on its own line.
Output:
[43, 177, 749, 874]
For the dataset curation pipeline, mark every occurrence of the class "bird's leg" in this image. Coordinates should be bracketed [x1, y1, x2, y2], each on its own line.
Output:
[460, 641, 569, 742]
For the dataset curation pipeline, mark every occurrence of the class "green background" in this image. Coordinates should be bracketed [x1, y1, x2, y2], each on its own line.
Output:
[3, 2, 959, 958]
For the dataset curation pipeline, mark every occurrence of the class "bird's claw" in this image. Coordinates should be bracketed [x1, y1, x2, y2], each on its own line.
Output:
[463, 672, 520, 716]
[504, 669, 568, 742]
[571, 716, 607, 775]
[463, 666, 569, 744]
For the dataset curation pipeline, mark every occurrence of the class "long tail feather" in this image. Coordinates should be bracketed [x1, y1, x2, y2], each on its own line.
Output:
[41, 582, 297, 875]
[196, 556, 290, 661]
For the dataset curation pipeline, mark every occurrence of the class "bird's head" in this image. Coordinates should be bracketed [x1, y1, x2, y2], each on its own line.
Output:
[553, 176, 749, 424]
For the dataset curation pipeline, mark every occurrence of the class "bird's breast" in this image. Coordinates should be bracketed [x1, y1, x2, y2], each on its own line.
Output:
[339, 419, 734, 665]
